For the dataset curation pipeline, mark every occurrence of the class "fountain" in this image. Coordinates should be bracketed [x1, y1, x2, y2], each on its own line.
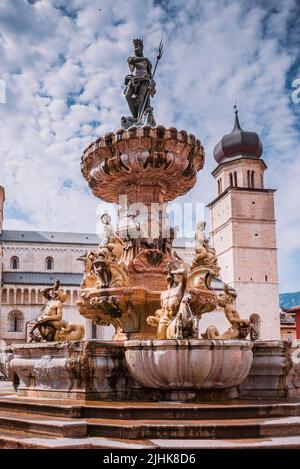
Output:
[2, 38, 300, 450]
[76, 38, 255, 400]
[0, 38, 256, 403]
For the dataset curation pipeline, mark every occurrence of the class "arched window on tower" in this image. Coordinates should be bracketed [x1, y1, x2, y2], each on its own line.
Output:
[8, 310, 24, 332]
[247, 170, 251, 188]
[234, 171, 238, 187]
[45, 257, 54, 270]
[229, 173, 233, 187]
[251, 171, 255, 188]
[10, 256, 19, 269]
[217, 179, 222, 195]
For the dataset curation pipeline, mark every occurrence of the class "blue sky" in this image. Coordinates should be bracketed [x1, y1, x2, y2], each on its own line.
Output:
[0, 0, 299, 293]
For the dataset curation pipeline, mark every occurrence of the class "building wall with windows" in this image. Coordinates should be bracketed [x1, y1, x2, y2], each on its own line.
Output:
[0, 228, 113, 346]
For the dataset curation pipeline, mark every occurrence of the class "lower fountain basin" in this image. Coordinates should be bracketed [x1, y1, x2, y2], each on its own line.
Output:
[125, 339, 253, 390]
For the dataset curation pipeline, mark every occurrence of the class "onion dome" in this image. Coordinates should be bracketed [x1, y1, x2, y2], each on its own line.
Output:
[213, 106, 263, 164]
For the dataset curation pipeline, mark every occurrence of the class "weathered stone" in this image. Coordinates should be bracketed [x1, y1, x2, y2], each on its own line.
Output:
[81, 126, 204, 204]
[0, 346, 14, 381]
[125, 339, 253, 391]
[8, 340, 133, 401]
[286, 346, 300, 398]
[240, 340, 293, 398]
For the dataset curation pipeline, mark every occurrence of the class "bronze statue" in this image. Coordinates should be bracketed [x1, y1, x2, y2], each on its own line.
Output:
[121, 38, 163, 129]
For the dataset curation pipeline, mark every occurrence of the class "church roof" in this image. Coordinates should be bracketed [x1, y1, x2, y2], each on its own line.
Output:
[0, 229, 195, 248]
[213, 107, 263, 164]
[0, 230, 99, 245]
[2, 272, 82, 286]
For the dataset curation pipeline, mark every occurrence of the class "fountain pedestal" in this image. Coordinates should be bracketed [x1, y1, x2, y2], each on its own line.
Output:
[1, 339, 252, 402]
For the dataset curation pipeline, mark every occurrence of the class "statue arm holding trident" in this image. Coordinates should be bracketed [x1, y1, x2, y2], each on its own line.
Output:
[122, 38, 163, 128]
[137, 38, 163, 122]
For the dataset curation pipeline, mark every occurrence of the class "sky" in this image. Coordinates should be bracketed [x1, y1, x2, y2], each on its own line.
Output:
[0, 0, 299, 293]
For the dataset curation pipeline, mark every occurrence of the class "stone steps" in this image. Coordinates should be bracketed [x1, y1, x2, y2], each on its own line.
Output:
[86, 416, 300, 439]
[83, 401, 300, 420]
[0, 398, 82, 418]
[149, 436, 300, 449]
[1, 393, 300, 448]
[0, 410, 87, 438]
[1, 430, 300, 449]
[2, 408, 299, 441]
[1, 397, 300, 420]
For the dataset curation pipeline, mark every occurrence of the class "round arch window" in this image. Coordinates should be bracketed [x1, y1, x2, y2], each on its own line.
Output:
[45, 257, 54, 270]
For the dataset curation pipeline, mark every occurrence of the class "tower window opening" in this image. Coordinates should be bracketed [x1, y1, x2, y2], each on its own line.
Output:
[265, 275, 268, 281]
[229, 173, 233, 186]
[234, 171, 237, 187]
[247, 170, 255, 188]
[217, 179, 222, 195]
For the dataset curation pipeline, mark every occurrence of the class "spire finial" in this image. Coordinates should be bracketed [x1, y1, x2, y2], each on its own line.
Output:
[232, 102, 242, 131]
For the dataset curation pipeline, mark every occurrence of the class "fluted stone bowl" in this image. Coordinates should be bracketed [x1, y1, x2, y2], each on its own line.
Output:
[81, 126, 205, 203]
[125, 339, 253, 390]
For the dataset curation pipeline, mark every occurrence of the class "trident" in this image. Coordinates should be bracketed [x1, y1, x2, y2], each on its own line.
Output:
[137, 38, 164, 121]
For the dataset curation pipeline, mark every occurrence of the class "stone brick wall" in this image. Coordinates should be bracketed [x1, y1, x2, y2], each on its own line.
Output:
[2, 244, 89, 273]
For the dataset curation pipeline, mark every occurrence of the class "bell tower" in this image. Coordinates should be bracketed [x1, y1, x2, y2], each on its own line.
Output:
[208, 108, 280, 340]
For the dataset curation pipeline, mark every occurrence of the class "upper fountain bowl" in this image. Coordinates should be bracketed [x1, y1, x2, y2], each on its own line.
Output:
[81, 125, 205, 204]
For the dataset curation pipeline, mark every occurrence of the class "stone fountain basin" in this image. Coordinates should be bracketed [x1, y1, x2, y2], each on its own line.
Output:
[125, 339, 253, 390]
